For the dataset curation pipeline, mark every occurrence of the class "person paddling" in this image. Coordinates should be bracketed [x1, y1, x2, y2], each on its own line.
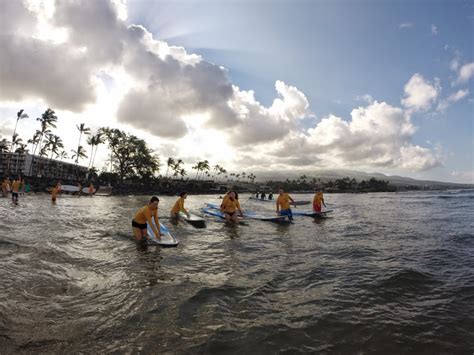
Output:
[276, 188, 295, 221]
[132, 196, 161, 243]
[170, 192, 190, 219]
[220, 191, 243, 223]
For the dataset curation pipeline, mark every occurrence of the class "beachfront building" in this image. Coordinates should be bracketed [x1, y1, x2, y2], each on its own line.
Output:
[0, 152, 87, 180]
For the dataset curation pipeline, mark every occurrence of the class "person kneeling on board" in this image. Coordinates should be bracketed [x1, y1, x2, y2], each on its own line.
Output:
[132, 196, 162, 243]
[220, 191, 243, 223]
[170, 191, 190, 219]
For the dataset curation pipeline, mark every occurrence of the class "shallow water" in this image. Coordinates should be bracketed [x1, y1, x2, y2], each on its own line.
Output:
[0, 190, 473, 353]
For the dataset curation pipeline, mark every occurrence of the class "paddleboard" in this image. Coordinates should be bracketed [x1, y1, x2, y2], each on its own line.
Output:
[82, 187, 96, 195]
[147, 219, 179, 247]
[248, 197, 310, 205]
[178, 211, 206, 228]
[244, 210, 289, 223]
[292, 209, 334, 217]
[60, 185, 80, 192]
[201, 208, 247, 224]
[205, 202, 222, 210]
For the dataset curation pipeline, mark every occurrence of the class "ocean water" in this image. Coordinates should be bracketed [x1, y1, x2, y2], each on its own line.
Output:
[0, 190, 473, 354]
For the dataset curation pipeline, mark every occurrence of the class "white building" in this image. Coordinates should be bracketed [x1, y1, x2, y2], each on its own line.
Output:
[0, 152, 87, 180]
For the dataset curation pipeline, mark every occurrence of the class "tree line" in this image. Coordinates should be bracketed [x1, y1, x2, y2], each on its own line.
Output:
[0, 108, 257, 184]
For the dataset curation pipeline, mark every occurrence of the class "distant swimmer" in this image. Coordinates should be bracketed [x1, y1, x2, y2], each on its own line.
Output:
[268, 192, 273, 200]
[1, 178, 10, 197]
[88, 182, 95, 196]
[51, 183, 61, 204]
[132, 196, 161, 243]
[11, 178, 21, 204]
[170, 192, 190, 219]
[220, 191, 243, 223]
[260, 192, 266, 200]
[313, 190, 327, 212]
[276, 188, 295, 221]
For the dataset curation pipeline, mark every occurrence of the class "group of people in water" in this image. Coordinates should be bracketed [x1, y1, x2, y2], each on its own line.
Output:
[1, 176, 31, 204]
[1, 176, 95, 205]
[132, 188, 327, 243]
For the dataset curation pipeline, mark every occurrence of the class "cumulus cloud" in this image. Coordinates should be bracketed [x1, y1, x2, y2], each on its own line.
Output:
[401, 73, 441, 112]
[225, 80, 310, 146]
[456, 62, 474, 84]
[270, 101, 440, 171]
[0, 0, 443, 174]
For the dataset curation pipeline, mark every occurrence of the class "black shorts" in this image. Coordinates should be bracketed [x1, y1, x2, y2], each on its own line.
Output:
[132, 220, 147, 230]
[224, 211, 236, 217]
[12, 192, 18, 198]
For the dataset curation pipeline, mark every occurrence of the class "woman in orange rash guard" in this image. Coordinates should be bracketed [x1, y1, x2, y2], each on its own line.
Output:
[132, 196, 161, 242]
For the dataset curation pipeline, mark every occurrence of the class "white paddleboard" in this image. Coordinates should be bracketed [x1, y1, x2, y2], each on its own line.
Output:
[147, 219, 179, 247]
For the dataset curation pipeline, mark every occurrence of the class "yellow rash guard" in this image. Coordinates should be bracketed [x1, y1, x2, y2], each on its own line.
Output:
[133, 205, 160, 236]
[221, 197, 241, 214]
[171, 197, 186, 214]
[276, 193, 292, 210]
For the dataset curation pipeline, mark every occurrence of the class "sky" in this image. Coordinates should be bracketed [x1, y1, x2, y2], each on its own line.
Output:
[0, 0, 473, 183]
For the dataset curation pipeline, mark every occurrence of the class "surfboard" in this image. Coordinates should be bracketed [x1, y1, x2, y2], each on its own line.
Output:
[292, 209, 334, 217]
[82, 187, 96, 195]
[147, 220, 179, 247]
[205, 202, 222, 210]
[178, 211, 206, 228]
[60, 185, 80, 192]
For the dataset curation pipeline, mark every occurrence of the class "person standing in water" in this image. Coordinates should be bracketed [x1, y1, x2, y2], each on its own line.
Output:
[88, 182, 95, 196]
[313, 190, 327, 212]
[51, 183, 60, 204]
[11, 178, 21, 204]
[220, 191, 243, 223]
[132, 196, 161, 243]
[170, 192, 191, 219]
[276, 188, 295, 221]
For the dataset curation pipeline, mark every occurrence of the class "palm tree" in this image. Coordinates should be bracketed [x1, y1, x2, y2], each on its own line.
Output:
[58, 150, 69, 161]
[14, 143, 27, 174]
[0, 137, 10, 153]
[6, 109, 28, 175]
[172, 159, 183, 178]
[45, 134, 64, 160]
[166, 157, 175, 178]
[30, 108, 58, 176]
[75, 123, 91, 164]
[200, 160, 210, 180]
[27, 130, 41, 153]
[86, 132, 104, 169]
[71, 146, 88, 163]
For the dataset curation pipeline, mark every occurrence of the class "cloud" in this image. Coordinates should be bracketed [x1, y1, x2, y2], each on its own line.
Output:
[399, 22, 414, 29]
[0, 0, 443, 175]
[456, 62, 474, 84]
[436, 89, 469, 112]
[270, 101, 440, 171]
[355, 94, 374, 104]
[431, 24, 438, 35]
[225, 80, 310, 146]
[401, 73, 441, 112]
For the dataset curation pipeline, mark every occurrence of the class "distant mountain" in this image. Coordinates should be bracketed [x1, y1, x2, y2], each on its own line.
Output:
[251, 169, 474, 188]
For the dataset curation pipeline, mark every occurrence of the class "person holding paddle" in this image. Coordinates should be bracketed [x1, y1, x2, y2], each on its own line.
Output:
[276, 188, 295, 221]
[132, 196, 161, 243]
